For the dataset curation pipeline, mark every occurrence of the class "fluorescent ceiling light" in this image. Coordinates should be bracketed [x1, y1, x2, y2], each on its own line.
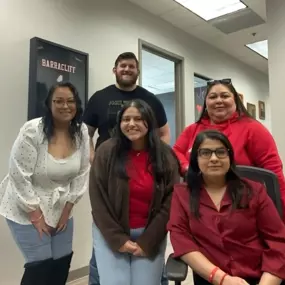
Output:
[246, 40, 268, 59]
[174, 0, 247, 21]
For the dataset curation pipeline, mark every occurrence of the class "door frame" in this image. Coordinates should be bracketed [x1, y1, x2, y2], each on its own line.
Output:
[138, 39, 185, 139]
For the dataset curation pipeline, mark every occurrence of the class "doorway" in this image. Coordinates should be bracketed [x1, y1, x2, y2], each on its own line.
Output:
[138, 40, 184, 146]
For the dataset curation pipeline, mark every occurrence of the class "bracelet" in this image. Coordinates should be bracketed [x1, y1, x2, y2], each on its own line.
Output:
[30, 213, 43, 223]
[209, 266, 219, 283]
[220, 273, 228, 285]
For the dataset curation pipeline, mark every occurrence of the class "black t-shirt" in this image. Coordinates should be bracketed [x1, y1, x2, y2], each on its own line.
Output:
[83, 85, 167, 149]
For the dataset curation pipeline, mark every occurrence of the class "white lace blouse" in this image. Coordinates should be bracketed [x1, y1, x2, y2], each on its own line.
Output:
[0, 118, 90, 228]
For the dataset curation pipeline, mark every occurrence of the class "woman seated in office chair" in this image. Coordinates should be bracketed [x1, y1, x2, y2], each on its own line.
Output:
[89, 99, 180, 285]
[173, 78, 285, 219]
[168, 130, 285, 285]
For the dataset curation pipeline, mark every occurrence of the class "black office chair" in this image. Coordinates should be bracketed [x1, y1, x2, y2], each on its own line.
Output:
[166, 166, 283, 285]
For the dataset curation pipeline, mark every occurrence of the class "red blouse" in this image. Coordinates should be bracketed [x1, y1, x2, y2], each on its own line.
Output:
[167, 180, 285, 279]
[127, 150, 154, 229]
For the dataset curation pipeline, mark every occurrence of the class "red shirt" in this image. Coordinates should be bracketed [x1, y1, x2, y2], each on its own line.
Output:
[173, 113, 285, 218]
[167, 181, 285, 279]
[127, 150, 154, 229]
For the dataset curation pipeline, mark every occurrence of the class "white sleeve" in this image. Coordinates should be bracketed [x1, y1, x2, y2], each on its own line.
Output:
[67, 123, 90, 204]
[9, 122, 40, 212]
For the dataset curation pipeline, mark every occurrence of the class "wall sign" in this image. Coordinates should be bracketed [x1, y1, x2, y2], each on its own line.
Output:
[194, 86, 207, 120]
[28, 37, 89, 120]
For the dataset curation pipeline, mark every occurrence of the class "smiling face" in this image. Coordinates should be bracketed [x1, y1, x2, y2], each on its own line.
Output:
[50, 87, 77, 123]
[113, 59, 139, 89]
[206, 84, 236, 123]
[120, 106, 148, 144]
[198, 138, 230, 179]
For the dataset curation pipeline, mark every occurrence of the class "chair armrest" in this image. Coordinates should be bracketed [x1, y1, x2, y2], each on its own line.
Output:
[165, 253, 188, 281]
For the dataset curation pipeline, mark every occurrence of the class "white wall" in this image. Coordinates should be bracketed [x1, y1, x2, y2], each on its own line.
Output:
[267, 0, 285, 164]
[0, 0, 269, 283]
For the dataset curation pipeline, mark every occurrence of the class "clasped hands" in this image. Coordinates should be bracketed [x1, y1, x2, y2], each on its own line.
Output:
[29, 203, 73, 238]
[119, 240, 146, 257]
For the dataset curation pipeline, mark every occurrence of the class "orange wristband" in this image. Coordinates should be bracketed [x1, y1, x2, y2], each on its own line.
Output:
[220, 273, 228, 285]
[208, 266, 219, 283]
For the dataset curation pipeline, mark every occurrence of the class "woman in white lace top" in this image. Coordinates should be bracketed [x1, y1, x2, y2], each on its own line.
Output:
[0, 82, 90, 285]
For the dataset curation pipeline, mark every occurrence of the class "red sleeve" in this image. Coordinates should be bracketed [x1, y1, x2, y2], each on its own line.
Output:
[256, 184, 285, 279]
[246, 120, 285, 220]
[173, 124, 195, 174]
[167, 185, 200, 258]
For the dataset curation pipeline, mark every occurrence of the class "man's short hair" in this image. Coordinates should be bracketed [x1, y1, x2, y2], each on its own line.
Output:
[114, 52, 139, 68]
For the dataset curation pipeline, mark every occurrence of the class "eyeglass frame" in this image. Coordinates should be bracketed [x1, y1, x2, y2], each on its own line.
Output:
[52, 99, 76, 108]
[198, 147, 230, 159]
[207, 78, 232, 87]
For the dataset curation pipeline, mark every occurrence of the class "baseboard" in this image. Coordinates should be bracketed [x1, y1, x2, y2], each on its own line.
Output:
[68, 266, 89, 282]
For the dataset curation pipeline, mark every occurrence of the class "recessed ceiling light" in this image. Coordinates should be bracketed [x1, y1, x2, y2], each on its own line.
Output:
[246, 40, 268, 59]
[174, 0, 247, 21]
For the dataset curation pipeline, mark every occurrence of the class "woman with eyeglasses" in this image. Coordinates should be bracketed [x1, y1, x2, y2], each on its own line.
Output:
[0, 82, 89, 285]
[168, 130, 285, 285]
[173, 78, 285, 219]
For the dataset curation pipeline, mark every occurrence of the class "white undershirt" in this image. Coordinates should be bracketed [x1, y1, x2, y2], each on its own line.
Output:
[47, 150, 81, 184]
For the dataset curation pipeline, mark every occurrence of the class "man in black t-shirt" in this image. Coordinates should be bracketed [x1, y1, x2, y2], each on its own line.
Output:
[83, 52, 170, 285]
[83, 53, 170, 160]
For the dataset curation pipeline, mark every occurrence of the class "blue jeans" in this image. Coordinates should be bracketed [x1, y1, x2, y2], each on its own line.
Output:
[6, 218, 73, 263]
[89, 249, 100, 285]
[89, 237, 169, 285]
[92, 223, 166, 285]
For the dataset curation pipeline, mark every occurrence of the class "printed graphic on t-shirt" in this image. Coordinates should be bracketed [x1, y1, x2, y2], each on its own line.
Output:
[107, 99, 131, 136]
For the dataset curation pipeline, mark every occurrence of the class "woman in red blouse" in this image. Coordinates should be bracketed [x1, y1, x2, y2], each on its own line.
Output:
[168, 129, 285, 285]
[89, 99, 180, 285]
[173, 79, 285, 219]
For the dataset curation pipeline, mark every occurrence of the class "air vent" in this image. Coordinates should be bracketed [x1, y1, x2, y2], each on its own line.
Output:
[209, 7, 265, 34]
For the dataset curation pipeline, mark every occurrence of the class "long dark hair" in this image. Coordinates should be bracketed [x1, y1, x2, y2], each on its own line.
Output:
[42, 82, 83, 143]
[197, 79, 251, 123]
[113, 99, 179, 183]
[187, 130, 252, 218]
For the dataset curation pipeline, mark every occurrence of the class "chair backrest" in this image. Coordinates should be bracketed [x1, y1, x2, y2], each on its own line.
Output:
[236, 165, 283, 218]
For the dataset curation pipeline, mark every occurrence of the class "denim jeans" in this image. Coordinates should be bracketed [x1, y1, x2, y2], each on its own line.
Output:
[89, 249, 100, 285]
[89, 239, 169, 285]
[6, 218, 73, 263]
[92, 223, 167, 285]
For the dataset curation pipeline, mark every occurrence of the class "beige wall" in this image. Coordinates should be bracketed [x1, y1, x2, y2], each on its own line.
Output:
[267, 0, 285, 164]
[0, 0, 269, 283]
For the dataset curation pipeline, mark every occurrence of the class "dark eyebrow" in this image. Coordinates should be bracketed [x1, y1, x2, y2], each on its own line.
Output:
[208, 92, 230, 96]
[53, 96, 74, 100]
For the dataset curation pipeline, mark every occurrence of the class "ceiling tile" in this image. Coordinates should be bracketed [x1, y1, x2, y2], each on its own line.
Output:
[226, 23, 268, 45]
[186, 22, 225, 41]
[128, 0, 268, 73]
[242, 0, 266, 20]
[160, 5, 204, 29]
[128, 0, 178, 16]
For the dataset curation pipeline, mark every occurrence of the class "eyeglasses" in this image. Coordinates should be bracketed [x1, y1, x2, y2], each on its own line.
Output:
[53, 99, 76, 108]
[198, 148, 229, 159]
[207, 78, 232, 86]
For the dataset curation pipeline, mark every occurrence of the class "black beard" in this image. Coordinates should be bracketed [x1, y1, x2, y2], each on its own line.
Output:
[116, 74, 138, 88]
